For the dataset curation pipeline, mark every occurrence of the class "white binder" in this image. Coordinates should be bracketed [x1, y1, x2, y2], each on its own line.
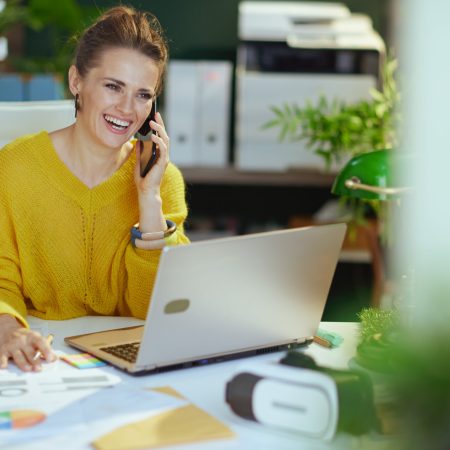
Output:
[197, 61, 232, 166]
[165, 61, 198, 166]
[165, 60, 232, 167]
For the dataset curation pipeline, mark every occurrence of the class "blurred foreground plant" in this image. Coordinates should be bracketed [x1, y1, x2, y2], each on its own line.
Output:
[355, 306, 450, 450]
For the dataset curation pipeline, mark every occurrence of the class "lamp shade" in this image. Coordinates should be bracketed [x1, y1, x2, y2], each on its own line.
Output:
[332, 149, 408, 201]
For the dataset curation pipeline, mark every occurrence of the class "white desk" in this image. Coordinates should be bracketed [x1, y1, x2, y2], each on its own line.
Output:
[7, 317, 366, 450]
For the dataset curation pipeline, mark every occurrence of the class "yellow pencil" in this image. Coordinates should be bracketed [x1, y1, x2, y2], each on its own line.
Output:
[33, 334, 54, 361]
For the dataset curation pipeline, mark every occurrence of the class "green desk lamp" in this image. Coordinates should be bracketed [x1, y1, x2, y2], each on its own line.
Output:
[331, 149, 412, 308]
[332, 149, 411, 200]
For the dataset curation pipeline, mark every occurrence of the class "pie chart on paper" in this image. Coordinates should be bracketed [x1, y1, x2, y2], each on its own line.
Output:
[0, 410, 46, 429]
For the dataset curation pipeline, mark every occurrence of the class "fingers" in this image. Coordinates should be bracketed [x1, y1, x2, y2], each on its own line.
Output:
[0, 353, 8, 369]
[38, 338, 57, 363]
[11, 349, 34, 372]
[28, 333, 56, 364]
[150, 113, 169, 154]
[10, 334, 42, 371]
[151, 133, 168, 163]
[154, 111, 166, 129]
[134, 112, 170, 190]
[0, 329, 55, 372]
[151, 112, 168, 137]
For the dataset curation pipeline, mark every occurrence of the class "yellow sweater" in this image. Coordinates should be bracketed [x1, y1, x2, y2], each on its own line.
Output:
[0, 131, 189, 326]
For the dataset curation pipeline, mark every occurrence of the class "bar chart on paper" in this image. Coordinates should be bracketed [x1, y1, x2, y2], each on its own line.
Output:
[0, 410, 46, 429]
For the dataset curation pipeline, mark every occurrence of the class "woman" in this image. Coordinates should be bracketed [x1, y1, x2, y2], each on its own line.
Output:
[0, 6, 189, 372]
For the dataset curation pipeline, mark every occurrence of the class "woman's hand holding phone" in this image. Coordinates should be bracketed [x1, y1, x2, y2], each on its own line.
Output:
[134, 109, 170, 190]
[136, 99, 157, 178]
[134, 109, 171, 234]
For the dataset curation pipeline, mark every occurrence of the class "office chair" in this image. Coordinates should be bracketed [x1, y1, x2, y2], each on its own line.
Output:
[0, 100, 74, 148]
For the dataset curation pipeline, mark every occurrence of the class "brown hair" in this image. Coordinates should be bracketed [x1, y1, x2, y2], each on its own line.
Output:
[74, 6, 168, 95]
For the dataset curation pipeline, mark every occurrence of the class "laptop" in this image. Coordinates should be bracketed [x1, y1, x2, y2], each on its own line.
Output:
[65, 223, 346, 375]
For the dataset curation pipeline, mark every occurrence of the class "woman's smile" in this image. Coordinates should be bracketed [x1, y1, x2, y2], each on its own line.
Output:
[103, 114, 133, 134]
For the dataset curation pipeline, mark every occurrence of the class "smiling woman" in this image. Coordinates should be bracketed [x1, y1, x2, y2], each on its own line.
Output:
[0, 6, 190, 373]
[63, 46, 160, 171]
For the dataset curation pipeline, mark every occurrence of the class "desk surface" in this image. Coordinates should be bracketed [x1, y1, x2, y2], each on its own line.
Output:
[6, 317, 366, 450]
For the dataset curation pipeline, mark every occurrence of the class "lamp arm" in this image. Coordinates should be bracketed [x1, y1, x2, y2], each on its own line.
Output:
[345, 178, 412, 195]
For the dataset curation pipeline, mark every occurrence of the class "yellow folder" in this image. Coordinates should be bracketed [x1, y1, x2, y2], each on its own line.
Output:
[92, 386, 235, 450]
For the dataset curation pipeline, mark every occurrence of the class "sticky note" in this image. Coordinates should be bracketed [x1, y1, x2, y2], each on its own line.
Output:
[61, 353, 107, 369]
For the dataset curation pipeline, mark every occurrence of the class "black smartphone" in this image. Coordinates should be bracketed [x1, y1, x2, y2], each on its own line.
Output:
[135, 99, 157, 177]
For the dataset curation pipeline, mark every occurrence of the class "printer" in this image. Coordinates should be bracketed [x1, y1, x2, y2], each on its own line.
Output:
[234, 2, 385, 171]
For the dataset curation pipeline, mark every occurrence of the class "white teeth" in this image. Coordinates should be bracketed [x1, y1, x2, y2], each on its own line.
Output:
[104, 115, 130, 127]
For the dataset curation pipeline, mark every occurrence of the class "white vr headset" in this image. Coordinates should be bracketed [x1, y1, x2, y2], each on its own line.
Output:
[225, 352, 379, 440]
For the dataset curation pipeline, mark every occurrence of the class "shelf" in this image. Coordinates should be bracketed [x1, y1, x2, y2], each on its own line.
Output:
[179, 166, 337, 187]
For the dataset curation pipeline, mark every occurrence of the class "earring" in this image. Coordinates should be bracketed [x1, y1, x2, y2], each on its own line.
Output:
[74, 93, 80, 118]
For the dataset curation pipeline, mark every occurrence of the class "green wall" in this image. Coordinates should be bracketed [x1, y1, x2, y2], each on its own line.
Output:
[26, 0, 391, 64]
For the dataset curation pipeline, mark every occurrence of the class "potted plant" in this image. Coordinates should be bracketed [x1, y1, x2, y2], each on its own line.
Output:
[0, 0, 40, 34]
[1, 0, 99, 98]
[12, 0, 87, 76]
[263, 55, 400, 240]
[263, 55, 399, 170]
[0, 0, 41, 61]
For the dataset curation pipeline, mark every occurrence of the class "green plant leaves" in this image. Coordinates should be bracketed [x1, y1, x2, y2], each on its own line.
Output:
[262, 54, 400, 238]
[0, 0, 42, 34]
[262, 55, 400, 170]
[28, 0, 82, 33]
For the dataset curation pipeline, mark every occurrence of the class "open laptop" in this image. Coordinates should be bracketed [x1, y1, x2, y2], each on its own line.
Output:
[65, 223, 346, 375]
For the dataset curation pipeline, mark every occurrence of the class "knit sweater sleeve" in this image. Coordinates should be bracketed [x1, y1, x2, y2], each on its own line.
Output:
[0, 148, 28, 327]
[116, 163, 190, 319]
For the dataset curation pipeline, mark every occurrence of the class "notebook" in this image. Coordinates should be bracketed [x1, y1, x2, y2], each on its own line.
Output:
[65, 223, 346, 375]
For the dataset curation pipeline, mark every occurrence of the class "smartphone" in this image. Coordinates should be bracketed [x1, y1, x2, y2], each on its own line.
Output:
[135, 99, 157, 177]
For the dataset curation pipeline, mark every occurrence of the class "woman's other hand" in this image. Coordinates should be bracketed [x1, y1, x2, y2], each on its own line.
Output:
[0, 315, 56, 372]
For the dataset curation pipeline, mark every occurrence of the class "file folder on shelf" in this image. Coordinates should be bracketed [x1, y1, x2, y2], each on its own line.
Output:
[165, 60, 232, 167]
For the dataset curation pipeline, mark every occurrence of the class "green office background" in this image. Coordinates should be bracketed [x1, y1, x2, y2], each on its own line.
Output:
[24, 0, 392, 64]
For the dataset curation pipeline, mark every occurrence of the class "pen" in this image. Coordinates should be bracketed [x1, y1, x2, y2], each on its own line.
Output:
[33, 334, 54, 361]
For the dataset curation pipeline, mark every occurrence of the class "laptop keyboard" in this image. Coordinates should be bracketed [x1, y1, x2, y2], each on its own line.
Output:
[100, 342, 140, 363]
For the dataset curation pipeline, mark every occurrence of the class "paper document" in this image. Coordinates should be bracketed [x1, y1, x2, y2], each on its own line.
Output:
[0, 361, 120, 448]
[0, 361, 184, 449]
[1, 383, 184, 449]
[93, 386, 235, 450]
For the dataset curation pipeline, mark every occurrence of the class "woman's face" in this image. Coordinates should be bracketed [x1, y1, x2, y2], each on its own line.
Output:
[70, 47, 160, 149]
